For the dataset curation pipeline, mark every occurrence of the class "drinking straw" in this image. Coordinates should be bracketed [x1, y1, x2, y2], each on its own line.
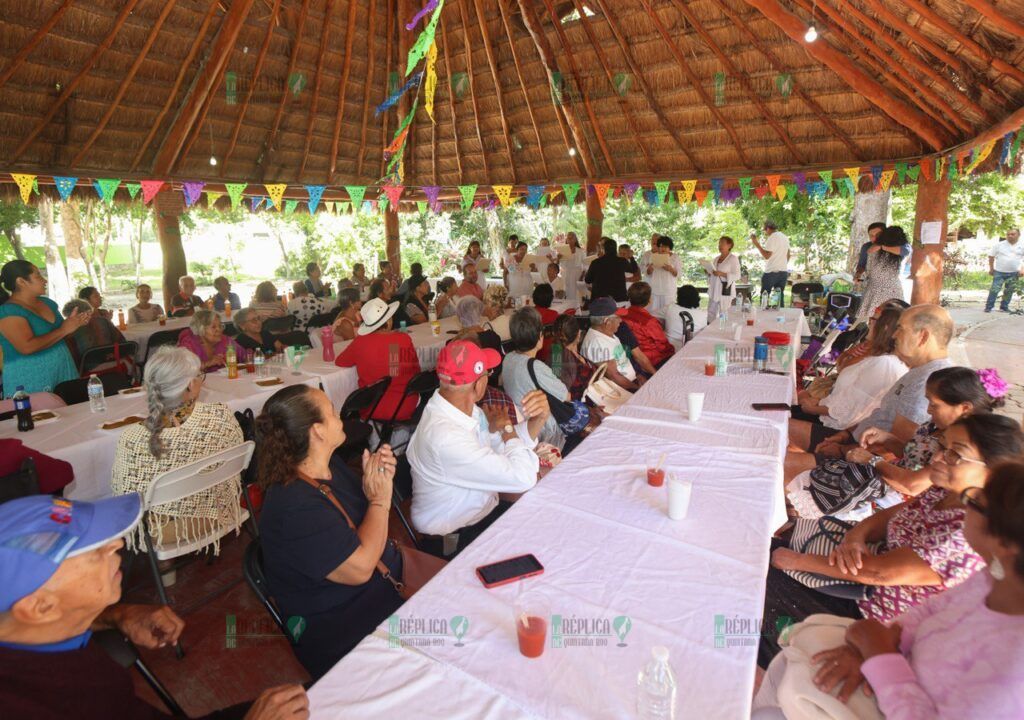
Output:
[654, 453, 667, 472]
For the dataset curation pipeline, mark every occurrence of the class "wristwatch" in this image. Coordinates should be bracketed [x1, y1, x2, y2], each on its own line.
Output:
[868, 455, 885, 468]
[502, 424, 514, 435]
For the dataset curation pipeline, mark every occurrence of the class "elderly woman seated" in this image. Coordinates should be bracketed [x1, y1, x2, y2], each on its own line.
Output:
[453, 296, 502, 357]
[177, 308, 244, 371]
[753, 460, 1024, 720]
[250, 280, 287, 319]
[111, 347, 245, 560]
[482, 284, 510, 341]
[288, 281, 327, 327]
[759, 413, 1024, 669]
[61, 298, 126, 367]
[233, 307, 280, 355]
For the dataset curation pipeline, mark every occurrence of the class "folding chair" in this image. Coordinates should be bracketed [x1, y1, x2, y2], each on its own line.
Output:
[0, 457, 39, 505]
[140, 442, 256, 656]
[78, 341, 139, 379]
[679, 311, 695, 344]
[92, 630, 185, 717]
[336, 377, 391, 460]
[391, 455, 420, 549]
[304, 311, 337, 333]
[242, 539, 293, 644]
[53, 372, 132, 406]
[233, 409, 262, 537]
[141, 329, 185, 371]
[262, 315, 297, 335]
[377, 370, 439, 451]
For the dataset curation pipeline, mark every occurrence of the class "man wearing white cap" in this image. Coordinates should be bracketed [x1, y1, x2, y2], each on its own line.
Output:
[0, 494, 308, 719]
[408, 340, 550, 557]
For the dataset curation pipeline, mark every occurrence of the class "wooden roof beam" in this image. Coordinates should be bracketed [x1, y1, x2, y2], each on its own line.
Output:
[379, 0, 394, 180]
[70, 0, 179, 168]
[896, 0, 1024, 87]
[298, 0, 337, 179]
[354, 0, 378, 179]
[706, 0, 864, 162]
[496, 0, 550, 180]
[961, 0, 1024, 39]
[327, 0, 359, 182]
[457, 0, 493, 184]
[258, 0, 311, 181]
[569, 0, 657, 173]
[591, 0, 702, 172]
[470, 0, 519, 183]
[516, 0, 596, 177]
[220, 0, 281, 174]
[152, 0, 255, 175]
[836, 0, 996, 124]
[742, 0, 953, 151]
[666, 0, 804, 165]
[11, 0, 143, 163]
[793, 0, 968, 137]
[438, 15, 465, 183]
[131, 1, 220, 173]
[638, 0, 752, 169]
[540, 0, 617, 176]
[0, 0, 76, 92]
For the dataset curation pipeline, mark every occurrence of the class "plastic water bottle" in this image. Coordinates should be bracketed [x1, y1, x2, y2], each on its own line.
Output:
[637, 646, 677, 719]
[87, 374, 106, 413]
[13, 386, 33, 432]
[717, 313, 727, 330]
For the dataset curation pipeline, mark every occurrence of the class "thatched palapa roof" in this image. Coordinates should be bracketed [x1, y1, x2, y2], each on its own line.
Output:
[1, 0, 1023, 200]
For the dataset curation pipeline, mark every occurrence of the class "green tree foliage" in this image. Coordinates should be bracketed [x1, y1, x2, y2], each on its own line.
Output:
[0, 199, 40, 261]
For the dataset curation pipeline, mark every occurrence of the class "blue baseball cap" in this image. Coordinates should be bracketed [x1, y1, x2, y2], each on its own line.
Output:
[589, 296, 619, 318]
[0, 494, 142, 612]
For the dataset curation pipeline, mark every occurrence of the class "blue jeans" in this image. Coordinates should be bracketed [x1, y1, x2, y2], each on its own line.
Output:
[761, 271, 789, 297]
[986, 271, 1020, 311]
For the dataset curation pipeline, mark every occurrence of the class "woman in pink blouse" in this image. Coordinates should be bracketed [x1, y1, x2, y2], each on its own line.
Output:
[759, 413, 1024, 667]
[177, 309, 243, 372]
[754, 460, 1024, 718]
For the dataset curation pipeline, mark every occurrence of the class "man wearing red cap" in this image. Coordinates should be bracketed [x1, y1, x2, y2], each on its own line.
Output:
[407, 340, 550, 557]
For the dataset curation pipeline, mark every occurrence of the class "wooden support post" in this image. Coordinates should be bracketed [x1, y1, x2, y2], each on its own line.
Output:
[585, 187, 603, 255]
[385, 206, 401, 276]
[154, 191, 188, 311]
[910, 178, 951, 306]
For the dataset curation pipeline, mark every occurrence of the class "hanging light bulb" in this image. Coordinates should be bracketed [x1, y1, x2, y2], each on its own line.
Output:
[568, 147, 577, 157]
[209, 155, 218, 166]
[805, 25, 818, 42]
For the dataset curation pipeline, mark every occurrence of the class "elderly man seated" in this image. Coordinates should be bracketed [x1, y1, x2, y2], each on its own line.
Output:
[0, 494, 308, 719]
[579, 297, 644, 391]
[168, 275, 204, 318]
[408, 340, 550, 558]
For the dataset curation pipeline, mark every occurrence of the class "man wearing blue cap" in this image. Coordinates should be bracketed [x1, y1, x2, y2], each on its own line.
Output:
[0, 494, 308, 719]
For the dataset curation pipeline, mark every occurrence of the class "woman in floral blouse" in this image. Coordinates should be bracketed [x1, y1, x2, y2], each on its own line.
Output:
[758, 413, 1024, 667]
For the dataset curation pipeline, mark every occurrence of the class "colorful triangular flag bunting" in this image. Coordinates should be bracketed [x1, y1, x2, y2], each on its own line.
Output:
[54, 176, 78, 202]
[141, 180, 164, 205]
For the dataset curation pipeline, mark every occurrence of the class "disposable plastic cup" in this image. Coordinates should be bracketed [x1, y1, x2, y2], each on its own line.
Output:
[667, 475, 692, 520]
[514, 593, 548, 659]
[687, 392, 705, 422]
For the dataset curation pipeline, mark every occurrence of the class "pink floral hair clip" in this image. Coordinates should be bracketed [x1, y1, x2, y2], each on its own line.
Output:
[977, 368, 1009, 399]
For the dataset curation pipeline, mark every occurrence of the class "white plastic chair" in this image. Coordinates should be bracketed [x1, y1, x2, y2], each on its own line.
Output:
[141, 442, 256, 611]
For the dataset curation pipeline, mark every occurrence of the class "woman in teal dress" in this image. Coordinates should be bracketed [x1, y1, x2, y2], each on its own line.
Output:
[0, 261, 89, 396]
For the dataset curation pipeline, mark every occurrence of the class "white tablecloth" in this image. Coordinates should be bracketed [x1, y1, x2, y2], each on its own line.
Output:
[309, 310, 809, 719]
[0, 357, 358, 501]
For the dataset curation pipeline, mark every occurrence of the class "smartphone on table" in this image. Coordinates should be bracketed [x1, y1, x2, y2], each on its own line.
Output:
[751, 402, 791, 411]
[476, 554, 544, 589]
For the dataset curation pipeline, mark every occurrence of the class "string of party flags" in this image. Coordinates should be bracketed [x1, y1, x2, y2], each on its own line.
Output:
[5, 120, 1022, 214]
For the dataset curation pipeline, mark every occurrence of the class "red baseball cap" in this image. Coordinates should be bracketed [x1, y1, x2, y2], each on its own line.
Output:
[436, 340, 502, 385]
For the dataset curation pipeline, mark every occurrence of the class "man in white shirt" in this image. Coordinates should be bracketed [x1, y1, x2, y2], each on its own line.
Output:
[579, 297, 640, 390]
[985, 227, 1024, 313]
[506, 241, 535, 299]
[643, 236, 681, 313]
[408, 340, 550, 557]
[545, 262, 566, 298]
[751, 220, 790, 303]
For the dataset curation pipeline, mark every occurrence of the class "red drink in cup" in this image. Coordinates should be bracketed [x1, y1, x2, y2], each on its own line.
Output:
[746, 318, 755, 326]
[517, 616, 547, 658]
[704, 362, 716, 377]
[647, 468, 665, 487]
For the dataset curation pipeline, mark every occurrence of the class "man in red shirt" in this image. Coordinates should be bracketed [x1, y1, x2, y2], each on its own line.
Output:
[618, 282, 675, 369]
[335, 297, 422, 422]
[455, 262, 484, 301]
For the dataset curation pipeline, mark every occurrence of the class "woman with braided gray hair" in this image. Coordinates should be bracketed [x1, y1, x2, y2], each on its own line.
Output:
[111, 346, 244, 564]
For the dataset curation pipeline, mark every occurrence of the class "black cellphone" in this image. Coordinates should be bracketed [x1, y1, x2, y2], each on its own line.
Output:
[475, 554, 545, 588]
[751, 402, 791, 411]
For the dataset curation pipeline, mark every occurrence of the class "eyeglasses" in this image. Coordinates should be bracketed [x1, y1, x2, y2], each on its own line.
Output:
[195, 372, 207, 383]
[960, 486, 988, 516]
[937, 444, 986, 467]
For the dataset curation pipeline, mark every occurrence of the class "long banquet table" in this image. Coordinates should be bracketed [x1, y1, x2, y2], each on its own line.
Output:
[308, 309, 809, 719]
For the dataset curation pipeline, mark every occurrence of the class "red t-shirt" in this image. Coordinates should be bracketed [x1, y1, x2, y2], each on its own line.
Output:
[335, 331, 422, 421]
[535, 307, 559, 325]
[620, 305, 675, 368]
[0, 439, 74, 494]
[454, 282, 483, 300]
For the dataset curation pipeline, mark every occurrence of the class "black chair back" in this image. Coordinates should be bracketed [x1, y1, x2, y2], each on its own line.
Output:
[92, 630, 186, 716]
[0, 457, 39, 504]
[232, 409, 261, 534]
[262, 315, 297, 335]
[242, 540, 293, 643]
[340, 376, 391, 421]
[305, 312, 336, 332]
[825, 292, 862, 322]
[222, 322, 238, 337]
[78, 341, 139, 377]
[680, 311, 695, 343]
[53, 373, 132, 406]
[143, 329, 185, 365]
[272, 330, 312, 348]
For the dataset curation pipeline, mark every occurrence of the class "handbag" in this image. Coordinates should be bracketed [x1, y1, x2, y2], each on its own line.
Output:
[808, 459, 886, 516]
[526, 358, 590, 435]
[298, 474, 446, 600]
[774, 614, 884, 720]
[584, 364, 633, 413]
[784, 516, 879, 600]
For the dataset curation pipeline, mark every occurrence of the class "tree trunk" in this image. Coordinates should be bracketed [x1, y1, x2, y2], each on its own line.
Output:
[95, 210, 112, 293]
[154, 193, 187, 310]
[60, 199, 94, 287]
[846, 190, 890, 274]
[911, 179, 950, 305]
[38, 196, 71, 304]
[3, 229, 25, 260]
[586, 188, 603, 254]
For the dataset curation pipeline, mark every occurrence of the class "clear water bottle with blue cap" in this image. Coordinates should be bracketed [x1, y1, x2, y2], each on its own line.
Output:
[87, 374, 106, 413]
[637, 645, 677, 719]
